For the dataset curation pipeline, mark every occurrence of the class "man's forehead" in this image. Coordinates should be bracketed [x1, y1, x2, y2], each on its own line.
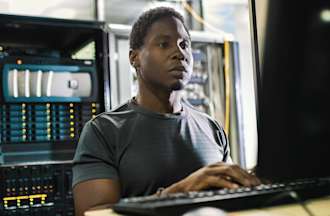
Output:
[146, 17, 189, 39]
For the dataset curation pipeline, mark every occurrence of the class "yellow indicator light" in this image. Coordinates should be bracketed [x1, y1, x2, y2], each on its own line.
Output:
[22, 129, 26, 133]
[92, 109, 96, 113]
[70, 115, 74, 119]
[70, 133, 75, 138]
[46, 103, 50, 108]
[47, 110, 50, 114]
[47, 128, 51, 132]
[92, 103, 96, 107]
[92, 115, 96, 118]
[29, 194, 47, 199]
[70, 109, 74, 113]
[70, 122, 74, 126]
[70, 128, 74, 132]
[70, 103, 74, 107]
[22, 116, 26, 120]
[3, 197, 17, 201]
[22, 103, 26, 107]
[22, 110, 26, 114]
[16, 59, 23, 65]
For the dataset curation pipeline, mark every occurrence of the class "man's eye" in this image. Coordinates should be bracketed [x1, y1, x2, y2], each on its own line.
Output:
[158, 42, 168, 48]
[179, 41, 190, 49]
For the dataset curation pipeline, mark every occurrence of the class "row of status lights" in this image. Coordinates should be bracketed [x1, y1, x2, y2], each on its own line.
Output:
[11, 103, 97, 140]
[3, 194, 50, 209]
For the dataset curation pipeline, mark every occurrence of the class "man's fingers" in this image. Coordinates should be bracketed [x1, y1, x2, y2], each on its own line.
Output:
[206, 175, 240, 189]
[205, 164, 260, 187]
[250, 174, 261, 185]
[233, 166, 261, 186]
[206, 165, 249, 186]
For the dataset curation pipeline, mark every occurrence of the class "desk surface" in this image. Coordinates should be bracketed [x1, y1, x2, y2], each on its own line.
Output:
[84, 196, 330, 216]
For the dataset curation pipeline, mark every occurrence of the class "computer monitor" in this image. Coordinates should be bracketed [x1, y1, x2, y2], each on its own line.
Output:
[252, 1, 330, 181]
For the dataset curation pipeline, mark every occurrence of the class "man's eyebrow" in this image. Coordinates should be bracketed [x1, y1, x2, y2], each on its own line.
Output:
[152, 34, 172, 40]
[152, 34, 190, 41]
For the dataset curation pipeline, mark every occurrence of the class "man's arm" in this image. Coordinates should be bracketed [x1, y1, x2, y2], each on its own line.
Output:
[73, 179, 121, 216]
[72, 119, 120, 216]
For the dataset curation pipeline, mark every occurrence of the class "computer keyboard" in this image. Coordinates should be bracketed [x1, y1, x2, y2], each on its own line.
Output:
[113, 177, 330, 216]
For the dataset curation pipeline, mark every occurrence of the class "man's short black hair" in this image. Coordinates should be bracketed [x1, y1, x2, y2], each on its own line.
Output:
[129, 6, 190, 50]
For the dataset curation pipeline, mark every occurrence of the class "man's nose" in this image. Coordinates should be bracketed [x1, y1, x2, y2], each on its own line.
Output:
[172, 46, 185, 60]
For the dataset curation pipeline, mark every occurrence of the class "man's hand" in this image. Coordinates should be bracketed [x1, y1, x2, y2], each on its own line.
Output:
[161, 162, 261, 194]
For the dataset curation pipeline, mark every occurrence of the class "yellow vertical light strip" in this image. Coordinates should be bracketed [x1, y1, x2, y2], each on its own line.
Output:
[70, 103, 75, 138]
[224, 41, 231, 134]
[92, 103, 96, 119]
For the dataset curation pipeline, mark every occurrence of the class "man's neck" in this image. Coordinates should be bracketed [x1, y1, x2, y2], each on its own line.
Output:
[136, 83, 182, 114]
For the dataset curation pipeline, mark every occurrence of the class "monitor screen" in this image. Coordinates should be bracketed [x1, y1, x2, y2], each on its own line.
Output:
[254, 1, 330, 181]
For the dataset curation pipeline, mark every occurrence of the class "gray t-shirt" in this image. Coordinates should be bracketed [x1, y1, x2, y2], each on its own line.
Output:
[72, 99, 231, 197]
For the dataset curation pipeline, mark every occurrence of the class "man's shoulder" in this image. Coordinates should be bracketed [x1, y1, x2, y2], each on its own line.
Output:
[91, 101, 138, 126]
[183, 100, 212, 120]
[182, 99, 224, 130]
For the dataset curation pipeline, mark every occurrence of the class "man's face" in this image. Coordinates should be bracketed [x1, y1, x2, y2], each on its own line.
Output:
[135, 16, 193, 91]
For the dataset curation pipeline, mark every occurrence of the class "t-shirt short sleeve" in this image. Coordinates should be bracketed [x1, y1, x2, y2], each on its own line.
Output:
[72, 119, 118, 187]
[218, 127, 233, 163]
[212, 120, 233, 164]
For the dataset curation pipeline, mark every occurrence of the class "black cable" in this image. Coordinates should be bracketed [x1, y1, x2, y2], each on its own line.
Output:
[263, 190, 315, 216]
[289, 191, 315, 216]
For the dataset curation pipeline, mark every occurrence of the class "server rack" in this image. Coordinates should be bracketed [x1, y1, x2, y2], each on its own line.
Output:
[0, 14, 110, 215]
[108, 24, 245, 164]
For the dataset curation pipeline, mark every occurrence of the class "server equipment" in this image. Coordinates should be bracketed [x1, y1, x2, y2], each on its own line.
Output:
[0, 14, 110, 215]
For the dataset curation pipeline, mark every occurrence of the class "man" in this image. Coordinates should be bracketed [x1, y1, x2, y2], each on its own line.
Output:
[72, 7, 260, 216]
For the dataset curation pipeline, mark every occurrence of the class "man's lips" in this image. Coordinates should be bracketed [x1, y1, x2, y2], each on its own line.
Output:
[168, 65, 188, 79]
[171, 71, 184, 79]
[170, 65, 186, 72]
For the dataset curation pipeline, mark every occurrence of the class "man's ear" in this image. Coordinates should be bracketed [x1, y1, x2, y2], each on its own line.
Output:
[129, 49, 140, 68]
